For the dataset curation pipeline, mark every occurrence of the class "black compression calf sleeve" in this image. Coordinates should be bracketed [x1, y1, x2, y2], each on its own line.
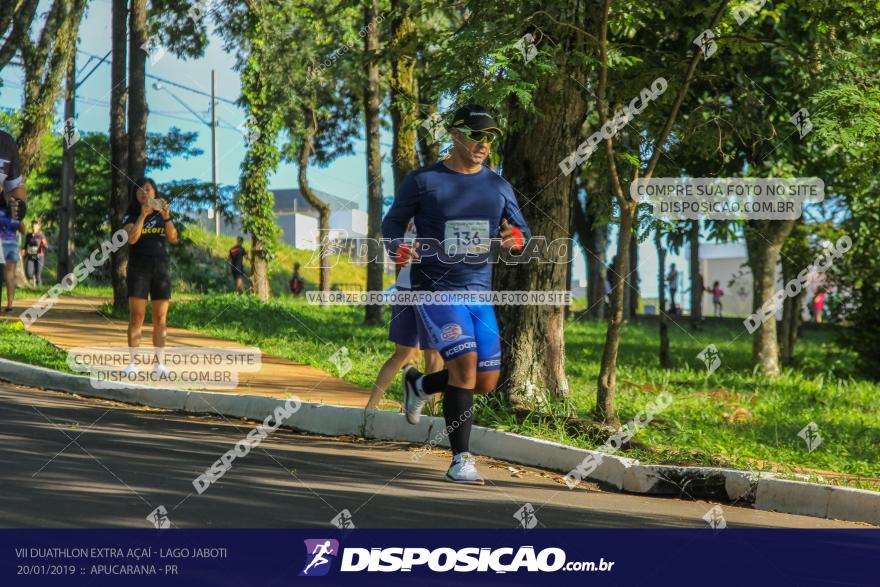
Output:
[420, 369, 448, 395]
[443, 384, 474, 456]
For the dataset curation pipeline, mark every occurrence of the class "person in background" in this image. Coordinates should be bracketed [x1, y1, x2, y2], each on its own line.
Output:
[0, 129, 26, 313]
[667, 263, 679, 314]
[0, 198, 23, 312]
[812, 288, 825, 323]
[23, 220, 48, 287]
[289, 262, 304, 296]
[706, 280, 724, 317]
[228, 236, 247, 294]
[366, 220, 443, 411]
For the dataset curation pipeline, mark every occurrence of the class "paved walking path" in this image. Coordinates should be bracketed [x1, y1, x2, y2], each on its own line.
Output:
[6, 294, 378, 408]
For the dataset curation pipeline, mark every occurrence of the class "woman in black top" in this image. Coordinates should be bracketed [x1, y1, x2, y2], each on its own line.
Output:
[122, 178, 179, 377]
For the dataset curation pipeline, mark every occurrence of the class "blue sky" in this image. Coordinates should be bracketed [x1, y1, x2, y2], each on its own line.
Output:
[0, 0, 691, 298]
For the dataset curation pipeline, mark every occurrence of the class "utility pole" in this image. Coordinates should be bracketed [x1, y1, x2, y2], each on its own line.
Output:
[58, 49, 111, 280]
[58, 48, 76, 279]
[211, 69, 219, 236]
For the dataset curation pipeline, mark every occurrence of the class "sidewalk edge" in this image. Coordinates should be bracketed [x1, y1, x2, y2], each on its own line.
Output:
[1, 357, 875, 526]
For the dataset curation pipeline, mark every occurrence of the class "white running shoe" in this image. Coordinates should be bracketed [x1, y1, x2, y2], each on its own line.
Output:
[402, 365, 426, 425]
[445, 452, 484, 485]
[152, 364, 171, 380]
[121, 363, 138, 377]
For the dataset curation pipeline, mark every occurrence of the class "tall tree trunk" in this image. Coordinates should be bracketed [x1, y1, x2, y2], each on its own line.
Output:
[0, 0, 39, 71]
[596, 199, 636, 424]
[689, 220, 702, 324]
[745, 219, 795, 376]
[58, 49, 76, 280]
[17, 0, 87, 176]
[298, 109, 331, 293]
[389, 0, 420, 187]
[565, 195, 575, 320]
[590, 220, 608, 319]
[573, 176, 608, 320]
[586, 224, 608, 318]
[655, 229, 671, 368]
[110, 0, 129, 311]
[494, 18, 587, 403]
[593, 0, 729, 424]
[628, 230, 639, 318]
[127, 0, 148, 180]
[779, 255, 807, 366]
[238, 17, 282, 303]
[363, 0, 384, 325]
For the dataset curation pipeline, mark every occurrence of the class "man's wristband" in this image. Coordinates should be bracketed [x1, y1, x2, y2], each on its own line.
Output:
[164, 217, 173, 224]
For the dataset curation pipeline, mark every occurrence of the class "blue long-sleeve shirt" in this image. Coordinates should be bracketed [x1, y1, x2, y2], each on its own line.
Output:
[382, 162, 531, 291]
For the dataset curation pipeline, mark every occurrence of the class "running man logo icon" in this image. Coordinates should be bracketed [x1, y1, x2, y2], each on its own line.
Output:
[60, 117, 80, 149]
[329, 347, 353, 378]
[146, 505, 171, 529]
[693, 29, 718, 60]
[789, 108, 813, 138]
[515, 33, 538, 64]
[697, 344, 721, 374]
[514, 503, 539, 529]
[702, 505, 727, 531]
[299, 539, 340, 577]
[798, 422, 823, 452]
[330, 509, 356, 530]
[420, 112, 448, 145]
[238, 115, 262, 144]
[140, 35, 166, 66]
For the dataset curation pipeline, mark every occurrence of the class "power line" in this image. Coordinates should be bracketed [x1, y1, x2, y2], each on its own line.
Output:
[78, 49, 239, 105]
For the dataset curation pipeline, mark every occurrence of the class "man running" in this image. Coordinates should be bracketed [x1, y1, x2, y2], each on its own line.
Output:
[382, 105, 529, 484]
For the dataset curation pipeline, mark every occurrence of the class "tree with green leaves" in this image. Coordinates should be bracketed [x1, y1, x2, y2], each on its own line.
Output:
[237, 15, 283, 301]
[16, 0, 87, 176]
[363, 0, 384, 325]
[590, 0, 729, 423]
[421, 1, 593, 406]
[110, 0, 128, 310]
[277, 1, 361, 295]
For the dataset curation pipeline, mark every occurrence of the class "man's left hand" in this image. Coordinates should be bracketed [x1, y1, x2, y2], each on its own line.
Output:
[499, 218, 524, 250]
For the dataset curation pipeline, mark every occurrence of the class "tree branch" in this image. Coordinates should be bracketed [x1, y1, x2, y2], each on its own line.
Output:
[597, 0, 628, 205]
[644, 0, 730, 180]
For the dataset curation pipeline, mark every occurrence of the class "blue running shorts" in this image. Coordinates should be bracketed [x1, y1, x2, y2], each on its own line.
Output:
[415, 299, 501, 372]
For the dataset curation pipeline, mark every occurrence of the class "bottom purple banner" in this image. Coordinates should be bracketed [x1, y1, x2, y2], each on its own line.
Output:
[2, 528, 877, 586]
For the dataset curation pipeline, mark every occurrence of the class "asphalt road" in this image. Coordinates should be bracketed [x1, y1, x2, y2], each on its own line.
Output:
[0, 381, 861, 529]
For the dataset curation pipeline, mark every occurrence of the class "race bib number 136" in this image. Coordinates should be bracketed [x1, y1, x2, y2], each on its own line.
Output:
[444, 219, 490, 255]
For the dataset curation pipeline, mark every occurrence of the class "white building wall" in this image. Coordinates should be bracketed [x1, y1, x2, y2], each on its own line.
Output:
[330, 209, 368, 239]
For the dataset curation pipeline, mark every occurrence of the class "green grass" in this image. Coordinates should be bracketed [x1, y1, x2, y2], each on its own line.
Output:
[183, 226, 391, 295]
[0, 320, 70, 372]
[163, 294, 880, 486]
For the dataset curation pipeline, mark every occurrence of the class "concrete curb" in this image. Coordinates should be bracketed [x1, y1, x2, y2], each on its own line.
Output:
[1, 357, 877, 526]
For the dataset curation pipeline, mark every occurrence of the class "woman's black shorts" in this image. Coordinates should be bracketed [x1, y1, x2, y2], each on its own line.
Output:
[127, 258, 172, 300]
